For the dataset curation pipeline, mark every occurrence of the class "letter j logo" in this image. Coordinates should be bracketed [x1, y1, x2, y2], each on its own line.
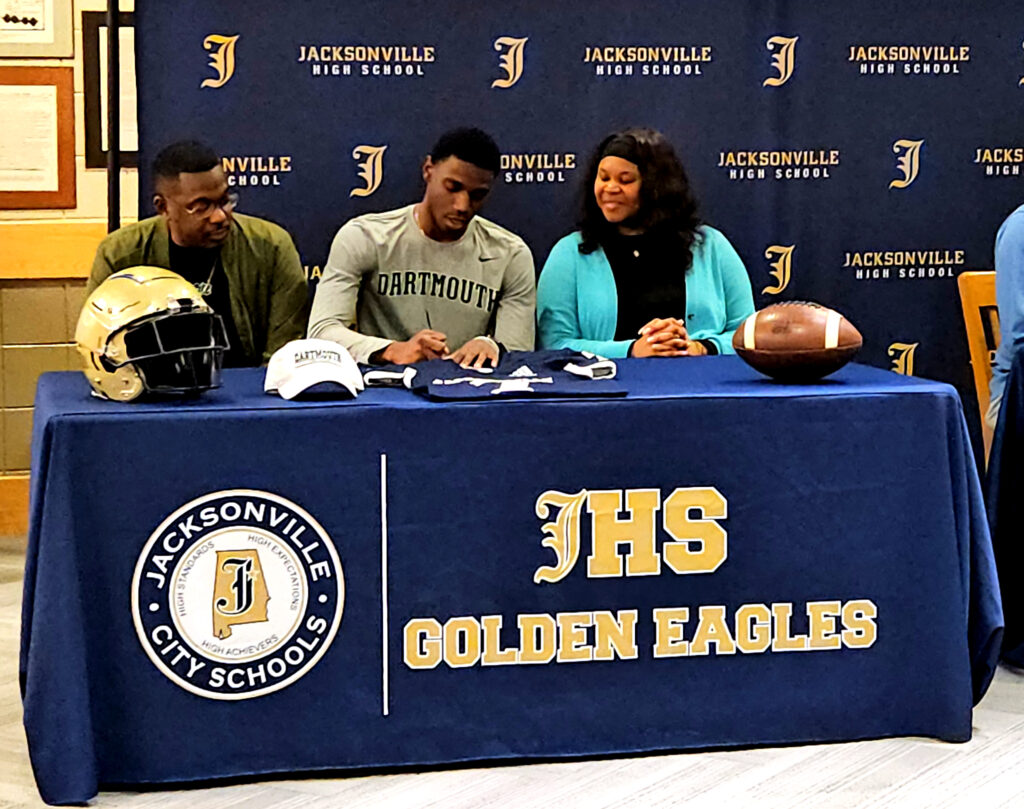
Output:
[200, 34, 240, 89]
[763, 36, 798, 87]
[889, 139, 924, 189]
[492, 36, 528, 88]
[350, 145, 388, 197]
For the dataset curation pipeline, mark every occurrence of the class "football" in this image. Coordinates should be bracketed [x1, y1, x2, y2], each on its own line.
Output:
[732, 302, 863, 382]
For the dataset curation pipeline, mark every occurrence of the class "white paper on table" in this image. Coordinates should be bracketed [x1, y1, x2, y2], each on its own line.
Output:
[99, 25, 139, 153]
[0, 85, 59, 192]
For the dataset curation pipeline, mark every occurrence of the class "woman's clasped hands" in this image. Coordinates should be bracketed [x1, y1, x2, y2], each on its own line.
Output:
[631, 317, 707, 358]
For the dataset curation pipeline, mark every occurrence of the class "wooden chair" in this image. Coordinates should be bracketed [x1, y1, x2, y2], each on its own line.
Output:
[957, 271, 999, 460]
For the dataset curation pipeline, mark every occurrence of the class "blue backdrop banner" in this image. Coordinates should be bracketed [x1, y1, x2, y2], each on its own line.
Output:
[135, 0, 1024, 442]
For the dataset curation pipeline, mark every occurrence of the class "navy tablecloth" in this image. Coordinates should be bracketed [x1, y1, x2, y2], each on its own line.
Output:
[22, 357, 1003, 805]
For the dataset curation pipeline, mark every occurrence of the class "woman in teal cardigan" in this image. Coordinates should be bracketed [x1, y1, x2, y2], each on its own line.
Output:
[537, 128, 754, 358]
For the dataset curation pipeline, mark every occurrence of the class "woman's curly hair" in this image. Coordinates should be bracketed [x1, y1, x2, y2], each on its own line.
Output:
[577, 128, 702, 270]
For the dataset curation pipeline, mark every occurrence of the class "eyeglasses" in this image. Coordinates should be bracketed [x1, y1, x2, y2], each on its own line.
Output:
[183, 192, 239, 217]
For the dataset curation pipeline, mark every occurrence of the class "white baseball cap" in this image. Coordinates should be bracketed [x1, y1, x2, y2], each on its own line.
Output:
[265, 339, 365, 400]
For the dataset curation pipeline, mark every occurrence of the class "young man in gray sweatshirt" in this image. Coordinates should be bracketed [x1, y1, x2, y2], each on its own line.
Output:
[308, 128, 536, 368]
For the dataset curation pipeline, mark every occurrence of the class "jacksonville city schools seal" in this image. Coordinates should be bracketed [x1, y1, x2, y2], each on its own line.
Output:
[132, 490, 344, 700]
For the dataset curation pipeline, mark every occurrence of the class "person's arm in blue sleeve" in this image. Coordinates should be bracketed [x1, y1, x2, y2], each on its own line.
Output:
[991, 211, 1024, 418]
[537, 237, 634, 358]
[996, 215, 1024, 358]
[690, 229, 755, 355]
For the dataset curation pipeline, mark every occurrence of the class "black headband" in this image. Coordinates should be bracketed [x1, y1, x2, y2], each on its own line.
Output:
[600, 134, 644, 169]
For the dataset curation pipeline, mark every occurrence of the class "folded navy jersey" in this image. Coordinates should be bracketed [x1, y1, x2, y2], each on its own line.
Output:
[362, 349, 625, 400]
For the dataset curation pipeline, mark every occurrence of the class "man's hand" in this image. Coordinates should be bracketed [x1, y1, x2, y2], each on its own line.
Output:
[379, 329, 449, 364]
[631, 317, 689, 358]
[446, 336, 499, 369]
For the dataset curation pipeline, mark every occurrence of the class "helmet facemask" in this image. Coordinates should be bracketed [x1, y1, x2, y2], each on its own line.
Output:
[105, 307, 229, 397]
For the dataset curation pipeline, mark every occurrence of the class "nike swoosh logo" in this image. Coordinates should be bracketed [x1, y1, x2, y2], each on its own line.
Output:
[479, 256, 498, 262]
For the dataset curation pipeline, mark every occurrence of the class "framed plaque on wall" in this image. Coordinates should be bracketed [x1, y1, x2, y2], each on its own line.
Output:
[0, 0, 73, 58]
[0, 65, 75, 208]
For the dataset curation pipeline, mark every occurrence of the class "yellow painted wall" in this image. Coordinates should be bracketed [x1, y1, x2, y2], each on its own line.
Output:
[0, 0, 140, 533]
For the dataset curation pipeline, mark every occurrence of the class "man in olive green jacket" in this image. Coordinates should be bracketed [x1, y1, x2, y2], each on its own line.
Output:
[88, 141, 308, 366]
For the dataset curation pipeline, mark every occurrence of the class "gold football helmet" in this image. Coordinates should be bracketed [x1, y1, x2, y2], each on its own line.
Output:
[76, 266, 229, 401]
